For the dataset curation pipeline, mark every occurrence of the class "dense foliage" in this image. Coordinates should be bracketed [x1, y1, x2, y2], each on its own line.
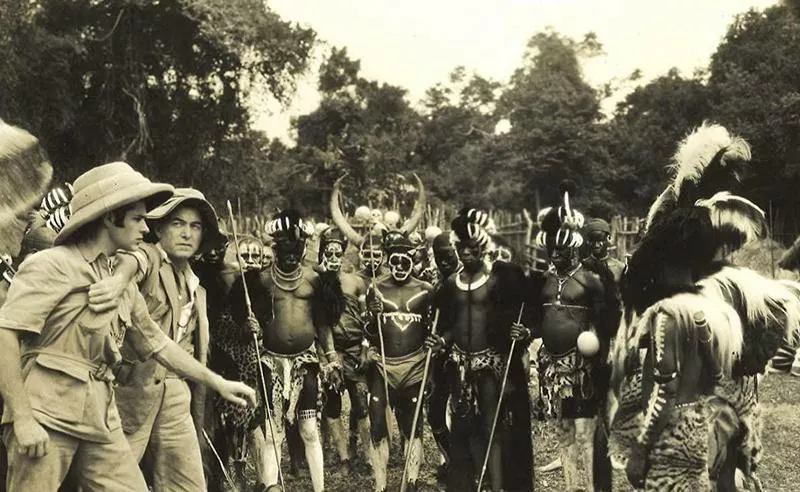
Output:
[3, 1, 800, 236]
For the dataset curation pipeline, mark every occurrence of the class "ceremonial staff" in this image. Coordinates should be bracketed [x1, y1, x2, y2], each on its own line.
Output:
[399, 308, 440, 492]
[477, 302, 526, 491]
[202, 429, 238, 491]
[368, 228, 394, 448]
[227, 200, 285, 491]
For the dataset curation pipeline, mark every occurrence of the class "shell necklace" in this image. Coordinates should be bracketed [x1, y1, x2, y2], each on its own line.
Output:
[272, 264, 303, 292]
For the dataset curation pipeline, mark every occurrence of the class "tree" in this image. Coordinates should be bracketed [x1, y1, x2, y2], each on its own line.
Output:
[605, 69, 711, 215]
[707, 5, 800, 237]
[293, 47, 423, 216]
[496, 30, 612, 215]
[0, 0, 316, 201]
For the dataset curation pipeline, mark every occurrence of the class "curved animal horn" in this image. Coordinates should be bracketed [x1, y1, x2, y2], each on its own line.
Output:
[330, 174, 364, 245]
[400, 173, 427, 234]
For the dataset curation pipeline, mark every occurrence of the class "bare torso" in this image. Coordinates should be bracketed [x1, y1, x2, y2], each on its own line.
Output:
[333, 272, 368, 348]
[450, 269, 494, 353]
[374, 277, 432, 357]
[539, 265, 596, 356]
[260, 266, 318, 354]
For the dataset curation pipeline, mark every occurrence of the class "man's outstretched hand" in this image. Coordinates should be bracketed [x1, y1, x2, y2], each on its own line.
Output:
[214, 377, 257, 407]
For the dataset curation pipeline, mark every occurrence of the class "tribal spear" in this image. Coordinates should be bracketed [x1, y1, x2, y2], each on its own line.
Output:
[476, 302, 526, 491]
[399, 308, 440, 492]
[368, 228, 394, 448]
[226, 200, 285, 491]
[202, 429, 238, 491]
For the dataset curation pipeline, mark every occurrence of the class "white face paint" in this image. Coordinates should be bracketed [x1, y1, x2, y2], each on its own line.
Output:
[490, 246, 513, 264]
[238, 240, 263, 270]
[359, 242, 384, 272]
[321, 242, 344, 272]
[388, 252, 414, 282]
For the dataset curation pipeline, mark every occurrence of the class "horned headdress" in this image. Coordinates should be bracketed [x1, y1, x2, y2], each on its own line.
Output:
[535, 179, 585, 251]
[330, 173, 426, 247]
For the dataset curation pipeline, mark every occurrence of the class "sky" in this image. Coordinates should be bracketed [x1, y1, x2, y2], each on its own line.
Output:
[254, 0, 779, 142]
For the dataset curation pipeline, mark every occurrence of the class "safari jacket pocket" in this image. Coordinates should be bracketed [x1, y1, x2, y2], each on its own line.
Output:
[115, 383, 162, 434]
[24, 354, 90, 423]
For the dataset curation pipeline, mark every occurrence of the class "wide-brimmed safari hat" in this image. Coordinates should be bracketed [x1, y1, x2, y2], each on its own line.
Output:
[54, 162, 174, 246]
[145, 187, 226, 253]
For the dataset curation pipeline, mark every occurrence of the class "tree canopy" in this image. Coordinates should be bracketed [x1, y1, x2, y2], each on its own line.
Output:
[3, 2, 800, 237]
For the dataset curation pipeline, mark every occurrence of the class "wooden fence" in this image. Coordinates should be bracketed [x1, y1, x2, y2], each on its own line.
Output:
[610, 215, 645, 262]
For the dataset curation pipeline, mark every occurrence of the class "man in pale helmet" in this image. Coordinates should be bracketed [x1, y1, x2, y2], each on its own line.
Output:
[104, 187, 229, 490]
[0, 162, 255, 491]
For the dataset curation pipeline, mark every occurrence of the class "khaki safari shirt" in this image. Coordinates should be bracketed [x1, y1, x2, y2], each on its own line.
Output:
[0, 244, 170, 443]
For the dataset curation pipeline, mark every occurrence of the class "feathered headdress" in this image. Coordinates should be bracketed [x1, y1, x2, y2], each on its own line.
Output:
[609, 123, 799, 412]
[450, 208, 492, 248]
[643, 122, 764, 249]
[535, 179, 585, 250]
[623, 123, 765, 311]
[36, 183, 73, 233]
[266, 209, 314, 241]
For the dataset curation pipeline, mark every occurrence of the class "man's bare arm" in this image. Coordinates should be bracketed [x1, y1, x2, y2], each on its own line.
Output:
[0, 328, 50, 457]
[0, 329, 33, 421]
[152, 341, 256, 407]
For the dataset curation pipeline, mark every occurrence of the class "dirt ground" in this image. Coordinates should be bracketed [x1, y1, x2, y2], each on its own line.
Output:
[226, 371, 800, 491]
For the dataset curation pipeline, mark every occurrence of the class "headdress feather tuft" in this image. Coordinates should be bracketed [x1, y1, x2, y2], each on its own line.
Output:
[646, 122, 752, 232]
[452, 208, 491, 247]
[266, 209, 314, 240]
[535, 179, 584, 249]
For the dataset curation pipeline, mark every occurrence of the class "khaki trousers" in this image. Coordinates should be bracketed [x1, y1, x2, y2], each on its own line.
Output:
[4, 424, 148, 491]
[125, 378, 205, 492]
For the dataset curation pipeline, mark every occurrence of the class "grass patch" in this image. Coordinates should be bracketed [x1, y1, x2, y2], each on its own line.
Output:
[234, 372, 800, 491]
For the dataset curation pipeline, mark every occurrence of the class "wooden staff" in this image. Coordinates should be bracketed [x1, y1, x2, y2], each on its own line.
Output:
[399, 308, 440, 492]
[369, 230, 394, 448]
[226, 201, 284, 491]
[202, 429, 238, 491]
[477, 302, 526, 491]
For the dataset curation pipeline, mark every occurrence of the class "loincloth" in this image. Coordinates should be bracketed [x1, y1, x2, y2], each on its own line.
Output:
[367, 346, 426, 390]
[537, 346, 596, 419]
[262, 345, 320, 428]
[447, 345, 505, 417]
[339, 343, 366, 383]
[210, 312, 262, 431]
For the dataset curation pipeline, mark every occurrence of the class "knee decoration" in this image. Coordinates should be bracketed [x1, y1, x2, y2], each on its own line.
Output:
[298, 409, 317, 422]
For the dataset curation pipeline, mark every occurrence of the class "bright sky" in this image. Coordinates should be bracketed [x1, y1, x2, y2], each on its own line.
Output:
[254, 0, 779, 142]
